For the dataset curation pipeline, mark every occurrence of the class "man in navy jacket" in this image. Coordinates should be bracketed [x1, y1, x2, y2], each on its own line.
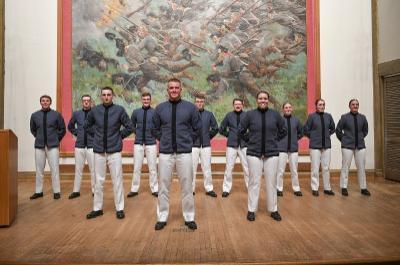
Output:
[276, 102, 304, 197]
[85, 87, 133, 220]
[127, 92, 158, 198]
[67, 94, 95, 199]
[30, 95, 66, 200]
[152, 78, 201, 231]
[192, 94, 218, 197]
[219, 98, 249, 197]
[336, 99, 370, 196]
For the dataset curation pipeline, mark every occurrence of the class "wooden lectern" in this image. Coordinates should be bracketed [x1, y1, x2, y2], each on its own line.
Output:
[0, 129, 18, 227]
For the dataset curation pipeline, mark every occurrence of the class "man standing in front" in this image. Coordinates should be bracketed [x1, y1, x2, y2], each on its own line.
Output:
[127, 91, 159, 198]
[192, 93, 219, 197]
[30, 95, 66, 200]
[152, 78, 201, 230]
[336, 99, 371, 196]
[85, 87, 133, 219]
[219, 98, 249, 197]
[67, 94, 95, 199]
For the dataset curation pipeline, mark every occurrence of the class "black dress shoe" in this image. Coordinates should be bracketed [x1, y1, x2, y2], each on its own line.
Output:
[155, 221, 167, 230]
[324, 190, 335, 196]
[127, 191, 138, 198]
[68, 192, 80, 199]
[53, 193, 61, 200]
[30, 192, 43, 200]
[341, 188, 349, 196]
[222, 192, 230, 198]
[152, 192, 158, 197]
[361, 189, 371, 196]
[277, 190, 283, 197]
[206, 190, 217, 197]
[86, 210, 103, 219]
[294, 191, 303, 196]
[116, 210, 125, 219]
[270, 211, 282, 221]
[312, 190, 319, 196]
[247, 211, 255, 221]
[184, 221, 197, 230]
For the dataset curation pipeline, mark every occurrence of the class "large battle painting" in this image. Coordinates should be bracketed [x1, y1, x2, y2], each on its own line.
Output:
[71, 0, 308, 123]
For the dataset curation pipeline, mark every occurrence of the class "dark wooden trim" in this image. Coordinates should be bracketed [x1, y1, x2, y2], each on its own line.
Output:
[371, 0, 382, 173]
[0, 0, 4, 129]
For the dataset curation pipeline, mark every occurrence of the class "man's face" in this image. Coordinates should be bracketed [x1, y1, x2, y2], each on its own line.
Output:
[81, 96, 91, 110]
[349, 100, 359, 113]
[195, 98, 205, 110]
[211, 80, 220, 89]
[101, 89, 113, 105]
[40, 97, 51, 110]
[257, 93, 269, 109]
[142, 95, 151, 107]
[316, 100, 325, 113]
[233, 100, 243, 112]
[283, 103, 292, 116]
[167, 81, 182, 101]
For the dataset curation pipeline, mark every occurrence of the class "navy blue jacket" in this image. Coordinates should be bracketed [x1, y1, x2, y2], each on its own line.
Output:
[193, 109, 218, 148]
[152, 99, 201, 154]
[219, 110, 247, 148]
[30, 109, 66, 148]
[239, 108, 287, 157]
[277, 115, 303, 152]
[336, 112, 368, 149]
[304, 112, 335, 149]
[85, 103, 133, 153]
[131, 106, 156, 145]
[68, 109, 94, 148]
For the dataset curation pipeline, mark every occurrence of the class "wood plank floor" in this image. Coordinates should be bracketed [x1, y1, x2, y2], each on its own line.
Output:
[0, 175, 400, 264]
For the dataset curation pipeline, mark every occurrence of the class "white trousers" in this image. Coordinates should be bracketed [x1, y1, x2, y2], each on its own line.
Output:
[276, 152, 300, 192]
[310, 149, 332, 191]
[340, 148, 367, 189]
[222, 147, 249, 193]
[93, 152, 124, 211]
[130, 144, 158, 193]
[73, 148, 95, 193]
[35, 147, 60, 193]
[192, 147, 214, 192]
[247, 156, 279, 213]
[157, 153, 195, 222]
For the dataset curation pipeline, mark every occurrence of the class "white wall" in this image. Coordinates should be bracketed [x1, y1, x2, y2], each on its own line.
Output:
[4, 0, 375, 171]
[377, 0, 400, 63]
[4, 0, 58, 171]
[320, 0, 374, 169]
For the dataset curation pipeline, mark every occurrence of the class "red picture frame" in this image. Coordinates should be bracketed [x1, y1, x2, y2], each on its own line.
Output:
[57, 0, 320, 156]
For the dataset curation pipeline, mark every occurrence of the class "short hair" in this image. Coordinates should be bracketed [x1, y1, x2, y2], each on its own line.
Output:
[315, 98, 325, 106]
[232, 98, 243, 105]
[348, 98, 359, 107]
[40, 95, 52, 103]
[81, 94, 91, 100]
[101, 86, 114, 95]
[282, 102, 292, 108]
[256, 90, 269, 99]
[141, 91, 151, 98]
[195, 93, 206, 100]
[167, 77, 181, 86]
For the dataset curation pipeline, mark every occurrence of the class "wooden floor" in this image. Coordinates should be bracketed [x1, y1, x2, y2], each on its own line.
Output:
[1, 175, 400, 265]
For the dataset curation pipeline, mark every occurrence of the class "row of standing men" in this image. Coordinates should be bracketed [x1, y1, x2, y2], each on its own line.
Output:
[29, 78, 370, 230]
